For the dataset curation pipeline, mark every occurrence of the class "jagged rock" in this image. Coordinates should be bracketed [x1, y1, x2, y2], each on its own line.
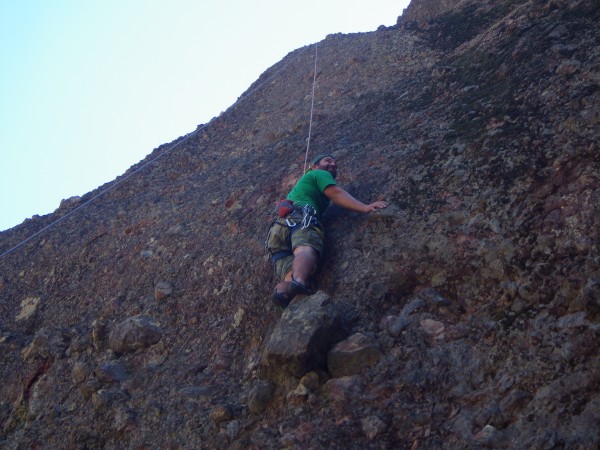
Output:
[225, 420, 240, 440]
[288, 382, 310, 399]
[113, 407, 137, 433]
[327, 333, 383, 378]
[260, 291, 346, 386]
[72, 361, 92, 384]
[92, 318, 108, 350]
[361, 415, 388, 440]
[556, 60, 581, 75]
[108, 316, 162, 354]
[420, 319, 445, 338]
[15, 296, 40, 322]
[474, 425, 508, 448]
[248, 381, 275, 414]
[58, 196, 82, 211]
[22, 327, 70, 361]
[417, 287, 450, 306]
[400, 297, 426, 316]
[299, 371, 320, 391]
[549, 24, 569, 39]
[95, 360, 130, 383]
[384, 315, 413, 337]
[27, 374, 52, 420]
[92, 388, 129, 413]
[584, 279, 600, 305]
[79, 379, 102, 399]
[154, 281, 173, 301]
[401, 0, 462, 25]
[323, 376, 362, 403]
[209, 405, 233, 424]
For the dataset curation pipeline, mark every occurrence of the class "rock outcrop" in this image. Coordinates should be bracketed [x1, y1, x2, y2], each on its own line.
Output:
[1, 0, 599, 448]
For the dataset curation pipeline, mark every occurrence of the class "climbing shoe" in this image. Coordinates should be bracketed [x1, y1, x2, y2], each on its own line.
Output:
[271, 289, 291, 309]
[289, 279, 314, 296]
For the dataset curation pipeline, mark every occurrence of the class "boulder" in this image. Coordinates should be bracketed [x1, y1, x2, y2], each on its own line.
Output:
[260, 291, 346, 386]
[22, 327, 70, 361]
[248, 381, 275, 414]
[327, 333, 383, 378]
[95, 360, 130, 383]
[108, 316, 162, 354]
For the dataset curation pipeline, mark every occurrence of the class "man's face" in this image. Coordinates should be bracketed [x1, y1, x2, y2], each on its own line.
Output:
[314, 157, 337, 179]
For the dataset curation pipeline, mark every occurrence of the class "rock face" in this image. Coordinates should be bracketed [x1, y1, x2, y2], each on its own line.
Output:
[1, 0, 600, 448]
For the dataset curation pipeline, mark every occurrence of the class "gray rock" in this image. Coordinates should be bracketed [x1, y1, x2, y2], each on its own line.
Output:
[417, 287, 451, 307]
[556, 60, 581, 76]
[248, 381, 275, 414]
[113, 407, 137, 432]
[154, 281, 174, 301]
[549, 24, 568, 39]
[400, 297, 426, 316]
[95, 360, 130, 383]
[584, 279, 600, 305]
[22, 327, 70, 361]
[72, 361, 92, 384]
[474, 425, 508, 448]
[556, 312, 588, 329]
[92, 388, 129, 412]
[225, 420, 240, 440]
[323, 376, 362, 403]
[299, 371, 320, 391]
[108, 316, 162, 354]
[27, 374, 52, 420]
[385, 315, 413, 337]
[209, 405, 233, 424]
[361, 415, 388, 440]
[260, 291, 346, 385]
[328, 333, 383, 378]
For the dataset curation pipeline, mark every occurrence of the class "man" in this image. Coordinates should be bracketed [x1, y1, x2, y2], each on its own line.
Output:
[268, 154, 388, 308]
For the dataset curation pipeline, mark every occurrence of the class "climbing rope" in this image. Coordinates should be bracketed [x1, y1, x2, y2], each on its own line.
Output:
[0, 45, 314, 260]
[303, 42, 319, 173]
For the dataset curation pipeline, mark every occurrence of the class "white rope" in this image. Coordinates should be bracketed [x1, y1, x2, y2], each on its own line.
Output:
[0, 46, 312, 260]
[0, 131, 197, 260]
[303, 42, 319, 173]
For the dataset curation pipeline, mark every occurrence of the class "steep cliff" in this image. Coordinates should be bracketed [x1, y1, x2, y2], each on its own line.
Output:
[1, 0, 599, 448]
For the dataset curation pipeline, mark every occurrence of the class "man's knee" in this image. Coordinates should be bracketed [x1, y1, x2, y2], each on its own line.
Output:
[293, 245, 318, 257]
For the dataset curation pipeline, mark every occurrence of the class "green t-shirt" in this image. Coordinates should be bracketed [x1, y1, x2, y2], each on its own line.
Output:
[287, 169, 336, 218]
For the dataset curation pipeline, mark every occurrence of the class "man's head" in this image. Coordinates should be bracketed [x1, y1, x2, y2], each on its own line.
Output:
[310, 154, 337, 178]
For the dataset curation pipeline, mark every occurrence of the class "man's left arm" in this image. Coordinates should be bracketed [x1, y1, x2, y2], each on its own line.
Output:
[324, 185, 387, 213]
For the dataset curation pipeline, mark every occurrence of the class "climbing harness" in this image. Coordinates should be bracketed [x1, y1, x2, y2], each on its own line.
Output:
[300, 204, 317, 229]
[265, 202, 319, 263]
[281, 204, 317, 229]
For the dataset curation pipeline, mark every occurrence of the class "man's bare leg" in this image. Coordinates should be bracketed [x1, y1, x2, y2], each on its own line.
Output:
[291, 245, 318, 286]
[274, 245, 317, 298]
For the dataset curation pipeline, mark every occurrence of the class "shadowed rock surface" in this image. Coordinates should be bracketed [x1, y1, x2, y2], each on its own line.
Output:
[1, 0, 599, 448]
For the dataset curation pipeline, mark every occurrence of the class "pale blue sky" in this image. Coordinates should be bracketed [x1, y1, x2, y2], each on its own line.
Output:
[0, 1, 410, 231]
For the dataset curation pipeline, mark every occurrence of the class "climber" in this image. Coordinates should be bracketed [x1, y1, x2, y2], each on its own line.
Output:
[266, 154, 388, 308]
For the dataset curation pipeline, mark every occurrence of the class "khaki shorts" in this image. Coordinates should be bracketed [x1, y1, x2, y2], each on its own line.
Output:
[271, 222, 325, 281]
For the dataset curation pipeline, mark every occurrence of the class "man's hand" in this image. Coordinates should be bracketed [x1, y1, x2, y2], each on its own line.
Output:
[324, 185, 388, 214]
[364, 201, 388, 213]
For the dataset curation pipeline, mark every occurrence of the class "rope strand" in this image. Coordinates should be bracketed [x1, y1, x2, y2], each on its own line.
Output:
[0, 46, 312, 260]
[303, 42, 319, 173]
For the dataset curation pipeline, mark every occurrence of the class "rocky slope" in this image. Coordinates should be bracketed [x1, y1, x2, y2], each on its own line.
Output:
[1, 0, 599, 448]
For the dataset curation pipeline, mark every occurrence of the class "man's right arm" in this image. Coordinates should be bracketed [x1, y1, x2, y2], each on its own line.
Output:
[324, 185, 387, 213]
